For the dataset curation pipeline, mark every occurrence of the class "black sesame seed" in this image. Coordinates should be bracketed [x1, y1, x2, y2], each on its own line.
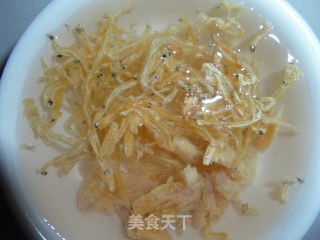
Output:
[48, 34, 57, 40]
[93, 122, 99, 130]
[75, 25, 83, 33]
[104, 168, 113, 174]
[296, 177, 304, 184]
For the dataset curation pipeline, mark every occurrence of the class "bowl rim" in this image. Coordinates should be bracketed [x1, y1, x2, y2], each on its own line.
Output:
[1, 0, 320, 239]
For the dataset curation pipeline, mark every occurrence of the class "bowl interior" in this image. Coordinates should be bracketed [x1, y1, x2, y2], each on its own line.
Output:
[1, 0, 320, 239]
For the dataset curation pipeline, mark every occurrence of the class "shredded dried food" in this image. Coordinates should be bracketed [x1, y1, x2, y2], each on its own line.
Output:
[280, 175, 304, 204]
[19, 143, 36, 152]
[22, 2, 301, 239]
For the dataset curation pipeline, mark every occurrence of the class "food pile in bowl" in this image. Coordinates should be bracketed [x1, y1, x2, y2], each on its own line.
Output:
[21, 1, 304, 239]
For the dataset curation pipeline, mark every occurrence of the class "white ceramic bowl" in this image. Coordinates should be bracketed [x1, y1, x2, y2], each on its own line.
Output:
[1, 0, 320, 239]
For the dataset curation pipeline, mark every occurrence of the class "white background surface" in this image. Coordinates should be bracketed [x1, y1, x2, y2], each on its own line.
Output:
[0, 0, 319, 239]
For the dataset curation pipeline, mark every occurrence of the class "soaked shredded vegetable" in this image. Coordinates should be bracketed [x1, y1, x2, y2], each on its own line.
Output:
[23, 2, 301, 239]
